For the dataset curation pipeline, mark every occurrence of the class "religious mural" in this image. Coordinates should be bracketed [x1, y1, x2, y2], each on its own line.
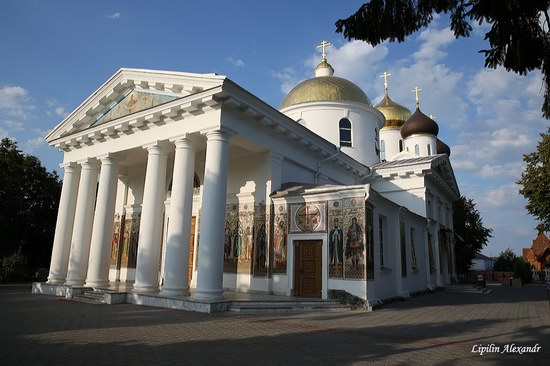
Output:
[289, 202, 326, 233]
[343, 197, 366, 279]
[93, 90, 178, 126]
[120, 212, 141, 268]
[253, 203, 268, 277]
[272, 203, 288, 273]
[328, 200, 344, 278]
[110, 214, 125, 268]
[223, 202, 255, 274]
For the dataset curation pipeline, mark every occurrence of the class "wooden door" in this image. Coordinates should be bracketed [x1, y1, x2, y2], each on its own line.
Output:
[294, 240, 322, 298]
[188, 216, 196, 284]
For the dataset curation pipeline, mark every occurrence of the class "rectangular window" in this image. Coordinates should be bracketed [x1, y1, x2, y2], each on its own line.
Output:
[410, 227, 417, 270]
[400, 221, 407, 277]
[379, 216, 385, 267]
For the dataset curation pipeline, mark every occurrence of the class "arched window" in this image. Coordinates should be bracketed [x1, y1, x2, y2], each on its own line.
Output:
[414, 144, 420, 156]
[339, 118, 352, 147]
[427, 144, 432, 155]
[380, 140, 386, 161]
[399, 140, 403, 152]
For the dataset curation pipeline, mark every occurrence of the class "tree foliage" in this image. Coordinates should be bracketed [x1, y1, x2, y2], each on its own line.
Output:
[453, 196, 493, 273]
[335, 0, 550, 118]
[0, 138, 62, 274]
[516, 127, 550, 232]
[493, 247, 517, 271]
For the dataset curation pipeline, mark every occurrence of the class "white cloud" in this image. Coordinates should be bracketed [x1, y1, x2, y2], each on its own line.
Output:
[0, 85, 34, 119]
[226, 57, 245, 68]
[413, 27, 455, 61]
[54, 106, 66, 117]
[22, 136, 45, 153]
[271, 66, 304, 95]
[107, 12, 121, 19]
[478, 161, 524, 179]
[1, 120, 24, 131]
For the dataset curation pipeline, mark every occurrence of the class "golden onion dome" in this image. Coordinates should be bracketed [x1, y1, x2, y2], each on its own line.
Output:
[280, 60, 371, 109]
[375, 93, 412, 129]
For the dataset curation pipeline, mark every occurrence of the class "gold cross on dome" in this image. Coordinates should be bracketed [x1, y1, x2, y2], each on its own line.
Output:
[380, 72, 391, 92]
[317, 40, 332, 61]
[429, 114, 436, 120]
[411, 86, 422, 108]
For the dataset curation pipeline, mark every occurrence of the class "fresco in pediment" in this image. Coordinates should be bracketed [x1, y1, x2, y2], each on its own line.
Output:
[93, 90, 178, 126]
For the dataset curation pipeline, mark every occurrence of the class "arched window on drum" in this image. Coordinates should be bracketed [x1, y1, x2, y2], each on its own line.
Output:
[339, 118, 352, 147]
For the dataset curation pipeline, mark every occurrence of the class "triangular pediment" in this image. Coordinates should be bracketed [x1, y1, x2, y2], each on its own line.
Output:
[46, 68, 226, 142]
[92, 90, 178, 127]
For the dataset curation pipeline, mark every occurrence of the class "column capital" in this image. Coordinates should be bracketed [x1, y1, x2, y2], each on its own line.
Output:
[169, 133, 199, 149]
[142, 140, 171, 155]
[59, 161, 81, 173]
[77, 158, 100, 170]
[97, 153, 121, 165]
[202, 128, 236, 142]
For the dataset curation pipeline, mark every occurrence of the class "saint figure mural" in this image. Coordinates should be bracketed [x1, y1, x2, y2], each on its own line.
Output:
[245, 226, 253, 260]
[256, 223, 266, 269]
[274, 219, 287, 269]
[233, 221, 243, 260]
[345, 217, 364, 270]
[329, 218, 343, 265]
[224, 221, 232, 260]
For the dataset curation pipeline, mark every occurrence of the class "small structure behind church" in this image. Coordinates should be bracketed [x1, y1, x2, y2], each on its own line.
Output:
[523, 232, 550, 281]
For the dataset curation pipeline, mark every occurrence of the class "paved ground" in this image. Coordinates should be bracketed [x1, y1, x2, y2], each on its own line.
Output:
[1, 284, 549, 365]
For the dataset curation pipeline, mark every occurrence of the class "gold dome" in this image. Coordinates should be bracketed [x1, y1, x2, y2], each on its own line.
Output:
[375, 93, 412, 129]
[280, 74, 371, 110]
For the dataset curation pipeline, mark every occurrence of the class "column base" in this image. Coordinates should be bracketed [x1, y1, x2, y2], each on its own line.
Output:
[193, 288, 224, 301]
[46, 277, 65, 285]
[132, 283, 160, 293]
[64, 278, 85, 286]
[160, 287, 189, 297]
[84, 280, 109, 289]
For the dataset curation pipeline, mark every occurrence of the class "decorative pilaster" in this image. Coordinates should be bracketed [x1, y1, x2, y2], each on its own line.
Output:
[161, 136, 196, 296]
[47, 163, 81, 284]
[65, 159, 100, 286]
[85, 155, 119, 288]
[194, 130, 232, 301]
[133, 142, 169, 293]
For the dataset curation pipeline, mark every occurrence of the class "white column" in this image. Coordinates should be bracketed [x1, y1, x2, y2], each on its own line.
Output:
[85, 155, 119, 288]
[47, 163, 81, 284]
[161, 137, 196, 296]
[194, 130, 231, 301]
[133, 142, 169, 293]
[65, 159, 100, 286]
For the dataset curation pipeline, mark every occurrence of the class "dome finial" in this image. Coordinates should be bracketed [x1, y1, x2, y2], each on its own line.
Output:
[411, 86, 422, 108]
[380, 72, 391, 95]
[316, 40, 332, 62]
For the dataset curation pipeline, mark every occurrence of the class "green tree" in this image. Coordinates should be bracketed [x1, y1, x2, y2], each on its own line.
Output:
[0, 138, 62, 278]
[453, 196, 493, 273]
[516, 127, 550, 232]
[493, 248, 517, 271]
[513, 257, 533, 284]
[335, 0, 550, 118]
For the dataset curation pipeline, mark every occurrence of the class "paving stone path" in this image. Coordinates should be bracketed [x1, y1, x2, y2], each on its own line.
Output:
[1, 284, 548, 365]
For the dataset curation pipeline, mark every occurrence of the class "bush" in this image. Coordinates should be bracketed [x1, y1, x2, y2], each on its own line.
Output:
[1, 253, 32, 283]
[513, 258, 533, 285]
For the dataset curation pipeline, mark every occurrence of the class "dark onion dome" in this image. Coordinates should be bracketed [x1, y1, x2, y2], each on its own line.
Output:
[437, 138, 451, 156]
[375, 93, 412, 128]
[400, 108, 439, 139]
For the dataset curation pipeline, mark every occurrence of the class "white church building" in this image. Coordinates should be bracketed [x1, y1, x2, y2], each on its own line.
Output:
[38, 42, 459, 308]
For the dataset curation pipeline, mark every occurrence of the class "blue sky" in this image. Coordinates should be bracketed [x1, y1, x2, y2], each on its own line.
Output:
[1, 1, 547, 257]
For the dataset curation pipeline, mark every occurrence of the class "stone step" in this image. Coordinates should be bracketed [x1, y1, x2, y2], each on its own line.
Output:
[227, 301, 350, 314]
[445, 285, 492, 294]
[71, 291, 106, 304]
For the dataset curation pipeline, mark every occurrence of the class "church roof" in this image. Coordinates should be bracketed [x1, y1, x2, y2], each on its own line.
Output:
[280, 75, 371, 110]
[400, 108, 439, 139]
[375, 93, 411, 128]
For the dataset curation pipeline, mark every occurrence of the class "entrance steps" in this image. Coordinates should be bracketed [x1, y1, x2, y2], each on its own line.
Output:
[71, 290, 107, 304]
[227, 300, 350, 314]
[445, 284, 493, 294]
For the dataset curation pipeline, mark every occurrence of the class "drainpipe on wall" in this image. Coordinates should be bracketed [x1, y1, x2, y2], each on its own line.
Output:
[314, 147, 340, 184]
